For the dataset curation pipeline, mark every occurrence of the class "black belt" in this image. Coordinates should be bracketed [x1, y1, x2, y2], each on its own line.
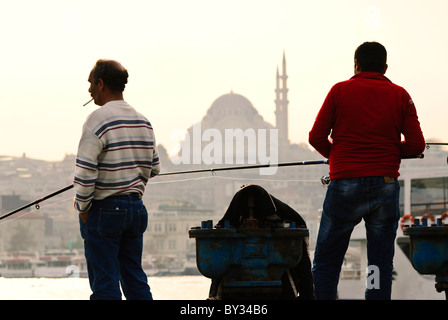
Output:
[107, 193, 142, 200]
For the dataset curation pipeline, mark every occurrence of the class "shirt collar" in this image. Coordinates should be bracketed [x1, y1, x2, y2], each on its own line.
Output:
[350, 72, 391, 82]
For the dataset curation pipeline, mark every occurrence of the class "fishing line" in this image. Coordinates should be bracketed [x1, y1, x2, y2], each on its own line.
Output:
[0, 196, 74, 227]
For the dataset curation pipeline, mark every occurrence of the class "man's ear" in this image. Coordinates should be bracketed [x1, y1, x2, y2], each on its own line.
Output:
[382, 64, 388, 75]
[354, 59, 362, 74]
[97, 78, 105, 91]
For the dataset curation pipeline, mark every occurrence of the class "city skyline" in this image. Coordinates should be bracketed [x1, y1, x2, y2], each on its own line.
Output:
[1, 1, 447, 161]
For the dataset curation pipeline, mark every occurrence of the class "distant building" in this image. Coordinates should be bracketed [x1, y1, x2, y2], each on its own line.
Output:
[145, 200, 217, 258]
[176, 51, 313, 164]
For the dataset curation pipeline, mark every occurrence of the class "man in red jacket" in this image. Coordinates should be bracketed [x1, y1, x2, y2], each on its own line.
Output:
[309, 42, 425, 300]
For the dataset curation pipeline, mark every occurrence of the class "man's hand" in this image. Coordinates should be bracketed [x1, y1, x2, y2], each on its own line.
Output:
[79, 211, 89, 223]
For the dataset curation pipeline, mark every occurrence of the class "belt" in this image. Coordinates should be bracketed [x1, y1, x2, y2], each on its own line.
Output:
[107, 193, 142, 200]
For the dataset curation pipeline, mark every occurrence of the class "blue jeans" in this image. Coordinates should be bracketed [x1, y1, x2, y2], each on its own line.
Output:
[80, 194, 153, 300]
[312, 176, 400, 300]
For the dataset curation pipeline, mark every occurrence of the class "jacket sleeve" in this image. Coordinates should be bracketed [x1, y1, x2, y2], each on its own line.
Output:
[73, 125, 103, 212]
[400, 93, 426, 158]
[308, 87, 336, 158]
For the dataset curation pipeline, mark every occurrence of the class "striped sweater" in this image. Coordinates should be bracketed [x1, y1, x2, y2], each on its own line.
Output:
[73, 100, 160, 212]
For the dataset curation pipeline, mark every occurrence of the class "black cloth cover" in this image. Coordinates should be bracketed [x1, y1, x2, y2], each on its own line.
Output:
[210, 184, 315, 300]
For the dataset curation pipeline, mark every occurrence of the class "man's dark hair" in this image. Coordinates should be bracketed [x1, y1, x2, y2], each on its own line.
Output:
[354, 42, 387, 73]
[92, 59, 128, 92]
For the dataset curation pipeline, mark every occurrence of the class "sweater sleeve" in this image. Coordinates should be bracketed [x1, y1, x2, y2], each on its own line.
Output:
[73, 124, 103, 212]
[400, 93, 426, 158]
[308, 87, 335, 158]
[150, 143, 161, 177]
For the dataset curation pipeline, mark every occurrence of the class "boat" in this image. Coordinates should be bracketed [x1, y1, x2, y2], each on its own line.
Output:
[0, 252, 44, 278]
[182, 253, 201, 276]
[149, 256, 185, 276]
[34, 250, 79, 278]
[69, 255, 88, 278]
[142, 256, 160, 277]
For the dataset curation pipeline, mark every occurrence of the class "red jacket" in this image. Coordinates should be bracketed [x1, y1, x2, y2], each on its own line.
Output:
[309, 72, 425, 179]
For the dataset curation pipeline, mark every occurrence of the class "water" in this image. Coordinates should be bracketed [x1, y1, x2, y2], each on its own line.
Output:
[0, 276, 211, 300]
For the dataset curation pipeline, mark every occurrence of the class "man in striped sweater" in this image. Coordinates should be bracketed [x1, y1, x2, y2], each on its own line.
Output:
[74, 59, 160, 300]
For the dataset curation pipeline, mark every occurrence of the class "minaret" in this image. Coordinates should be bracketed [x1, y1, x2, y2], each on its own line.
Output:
[275, 51, 290, 152]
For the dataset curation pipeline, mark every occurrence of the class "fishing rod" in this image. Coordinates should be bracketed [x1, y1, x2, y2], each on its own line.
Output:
[157, 159, 329, 176]
[426, 142, 448, 147]
[0, 160, 328, 221]
[0, 155, 424, 221]
[425, 143, 448, 164]
[0, 184, 73, 221]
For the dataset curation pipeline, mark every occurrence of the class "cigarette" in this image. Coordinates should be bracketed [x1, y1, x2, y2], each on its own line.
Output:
[83, 98, 93, 107]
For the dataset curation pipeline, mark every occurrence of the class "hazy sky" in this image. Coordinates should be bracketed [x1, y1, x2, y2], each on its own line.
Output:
[1, 0, 447, 161]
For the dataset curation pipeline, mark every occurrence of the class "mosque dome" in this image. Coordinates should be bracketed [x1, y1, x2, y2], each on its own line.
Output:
[201, 92, 272, 130]
[206, 92, 259, 119]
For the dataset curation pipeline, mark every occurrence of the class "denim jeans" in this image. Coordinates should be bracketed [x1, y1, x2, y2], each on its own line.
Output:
[80, 194, 153, 300]
[312, 176, 400, 300]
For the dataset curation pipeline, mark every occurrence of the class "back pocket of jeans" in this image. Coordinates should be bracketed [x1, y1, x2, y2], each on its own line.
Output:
[137, 206, 148, 235]
[98, 208, 127, 237]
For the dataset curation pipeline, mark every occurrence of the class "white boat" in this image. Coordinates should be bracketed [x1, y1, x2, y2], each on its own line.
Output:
[143, 256, 160, 277]
[70, 255, 88, 278]
[148, 256, 185, 276]
[183, 253, 200, 275]
[0, 252, 44, 278]
[34, 250, 78, 278]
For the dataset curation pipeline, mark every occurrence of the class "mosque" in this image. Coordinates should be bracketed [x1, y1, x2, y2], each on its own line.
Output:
[201, 51, 289, 147]
[171, 52, 317, 166]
